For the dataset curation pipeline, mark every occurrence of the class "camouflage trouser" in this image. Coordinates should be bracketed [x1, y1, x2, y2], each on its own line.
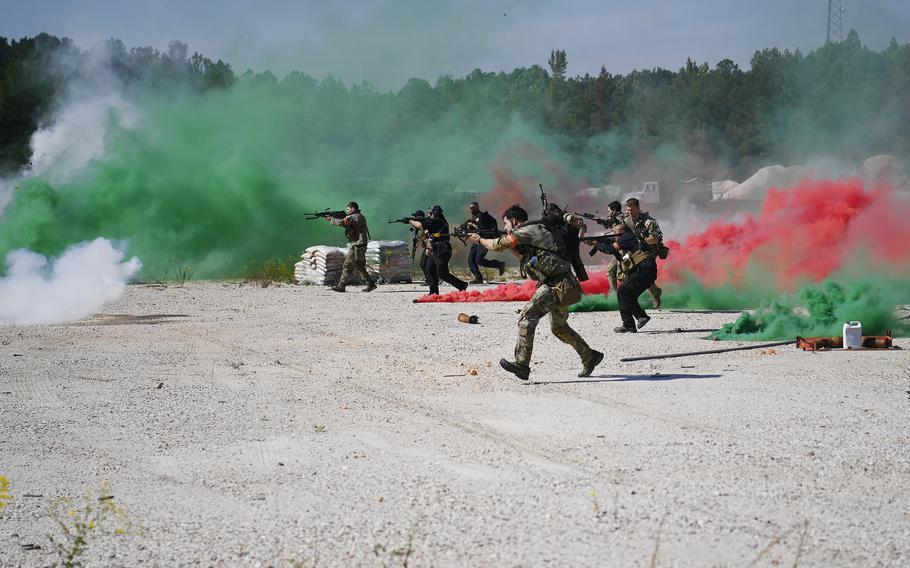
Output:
[606, 256, 619, 290]
[338, 244, 374, 288]
[515, 275, 592, 367]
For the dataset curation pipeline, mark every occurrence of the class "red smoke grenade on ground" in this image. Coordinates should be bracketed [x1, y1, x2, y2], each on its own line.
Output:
[416, 270, 612, 303]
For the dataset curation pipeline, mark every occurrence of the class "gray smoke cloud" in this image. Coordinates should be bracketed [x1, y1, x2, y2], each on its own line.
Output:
[0, 238, 141, 325]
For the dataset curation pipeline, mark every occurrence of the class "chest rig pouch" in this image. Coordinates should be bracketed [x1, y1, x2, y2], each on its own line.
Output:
[524, 250, 571, 281]
[620, 249, 650, 275]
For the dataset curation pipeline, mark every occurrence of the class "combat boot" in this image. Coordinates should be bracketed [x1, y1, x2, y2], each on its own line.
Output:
[614, 325, 636, 333]
[330, 285, 346, 293]
[363, 282, 377, 292]
[636, 316, 651, 329]
[578, 350, 604, 378]
[650, 286, 662, 308]
[499, 359, 530, 381]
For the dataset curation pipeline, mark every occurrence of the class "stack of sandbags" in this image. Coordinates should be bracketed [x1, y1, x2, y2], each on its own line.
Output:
[366, 240, 411, 283]
[294, 245, 347, 285]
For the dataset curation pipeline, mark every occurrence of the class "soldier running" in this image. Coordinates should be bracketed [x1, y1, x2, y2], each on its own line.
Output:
[468, 204, 603, 381]
[325, 201, 377, 293]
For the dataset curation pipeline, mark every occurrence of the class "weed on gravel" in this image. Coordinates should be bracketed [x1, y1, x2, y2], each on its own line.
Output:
[48, 482, 132, 568]
[0, 475, 10, 512]
[373, 519, 419, 567]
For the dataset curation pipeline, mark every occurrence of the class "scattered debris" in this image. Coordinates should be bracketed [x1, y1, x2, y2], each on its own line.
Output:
[457, 313, 480, 324]
[796, 333, 894, 351]
[760, 348, 778, 355]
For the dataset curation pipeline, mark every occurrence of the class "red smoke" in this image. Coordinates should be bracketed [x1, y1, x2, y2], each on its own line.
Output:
[661, 178, 910, 290]
[477, 143, 604, 219]
[416, 270, 612, 303]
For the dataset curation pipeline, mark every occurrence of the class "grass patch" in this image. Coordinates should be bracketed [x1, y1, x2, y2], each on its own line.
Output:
[245, 256, 296, 287]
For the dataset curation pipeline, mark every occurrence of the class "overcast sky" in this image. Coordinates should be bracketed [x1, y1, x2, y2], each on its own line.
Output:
[3, 0, 909, 91]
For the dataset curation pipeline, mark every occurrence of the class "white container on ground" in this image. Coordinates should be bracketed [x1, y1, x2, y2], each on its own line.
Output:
[843, 321, 862, 349]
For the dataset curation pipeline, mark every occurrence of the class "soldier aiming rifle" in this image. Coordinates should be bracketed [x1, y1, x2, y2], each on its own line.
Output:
[407, 205, 469, 296]
[390, 211, 429, 282]
[460, 202, 505, 284]
[322, 202, 377, 293]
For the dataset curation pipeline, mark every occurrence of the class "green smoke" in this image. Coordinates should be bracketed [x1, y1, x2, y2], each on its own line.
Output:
[0, 79, 597, 278]
[570, 274, 780, 313]
[712, 279, 909, 340]
[570, 276, 909, 341]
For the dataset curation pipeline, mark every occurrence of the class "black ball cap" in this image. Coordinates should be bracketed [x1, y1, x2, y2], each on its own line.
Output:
[412, 210, 425, 217]
[430, 205, 444, 214]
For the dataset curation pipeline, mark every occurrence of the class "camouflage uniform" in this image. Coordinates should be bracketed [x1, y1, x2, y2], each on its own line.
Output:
[413, 226, 430, 281]
[602, 211, 625, 291]
[623, 211, 663, 252]
[332, 212, 375, 289]
[489, 223, 594, 370]
[622, 211, 663, 305]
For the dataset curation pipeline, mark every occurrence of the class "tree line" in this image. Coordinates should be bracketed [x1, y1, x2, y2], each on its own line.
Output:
[1, 30, 908, 179]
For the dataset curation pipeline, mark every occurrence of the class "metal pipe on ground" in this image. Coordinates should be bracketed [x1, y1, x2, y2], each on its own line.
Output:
[619, 340, 793, 362]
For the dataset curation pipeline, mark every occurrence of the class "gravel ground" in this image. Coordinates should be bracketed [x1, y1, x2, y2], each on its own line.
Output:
[1, 280, 909, 567]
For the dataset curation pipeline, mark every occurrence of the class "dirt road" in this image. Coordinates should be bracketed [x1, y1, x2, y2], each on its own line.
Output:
[2, 282, 908, 566]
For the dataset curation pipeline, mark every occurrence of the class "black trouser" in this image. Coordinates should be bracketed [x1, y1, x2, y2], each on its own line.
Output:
[418, 251, 429, 282]
[426, 244, 468, 295]
[467, 244, 502, 281]
[617, 266, 657, 329]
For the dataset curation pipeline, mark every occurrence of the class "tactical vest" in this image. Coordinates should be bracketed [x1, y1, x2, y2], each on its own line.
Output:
[513, 223, 573, 283]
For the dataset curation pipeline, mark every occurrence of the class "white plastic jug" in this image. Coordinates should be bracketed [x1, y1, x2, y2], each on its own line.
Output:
[843, 321, 862, 349]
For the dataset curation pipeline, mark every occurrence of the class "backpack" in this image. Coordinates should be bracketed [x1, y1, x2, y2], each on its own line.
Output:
[528, 216, 588, 281]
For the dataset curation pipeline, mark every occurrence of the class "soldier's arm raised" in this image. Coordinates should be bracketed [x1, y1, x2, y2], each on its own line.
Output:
[469, 233, 516, 252]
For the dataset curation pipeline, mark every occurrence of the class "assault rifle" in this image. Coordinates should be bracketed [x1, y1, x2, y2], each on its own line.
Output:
[576, 211, 619, 228]
[539, 182, 548, 211]
[428, 225, 470, 246]
[304, 209, 347, 220]
[387, 217, 418, 224]
[580, 232, 622, 257]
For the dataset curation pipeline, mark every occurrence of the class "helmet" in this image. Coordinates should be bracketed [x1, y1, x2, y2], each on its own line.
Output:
[430, 205, 444, 215]
[412, 210, 425, 218]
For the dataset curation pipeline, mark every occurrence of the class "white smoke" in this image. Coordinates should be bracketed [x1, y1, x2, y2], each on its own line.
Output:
[0, 45, 140, 217]
[26, 92, 139, 186]
[0, 239, 141, 325]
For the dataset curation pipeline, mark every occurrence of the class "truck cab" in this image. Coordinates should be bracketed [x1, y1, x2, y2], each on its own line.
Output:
[623, 181, 661, 206]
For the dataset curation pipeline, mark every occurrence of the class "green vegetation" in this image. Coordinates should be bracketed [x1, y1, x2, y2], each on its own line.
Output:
[49, 483, 132, 568]
[245, 256, 296, 286]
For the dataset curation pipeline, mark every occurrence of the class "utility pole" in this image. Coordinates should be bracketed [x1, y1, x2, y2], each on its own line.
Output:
[826, 0, 844, 44]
